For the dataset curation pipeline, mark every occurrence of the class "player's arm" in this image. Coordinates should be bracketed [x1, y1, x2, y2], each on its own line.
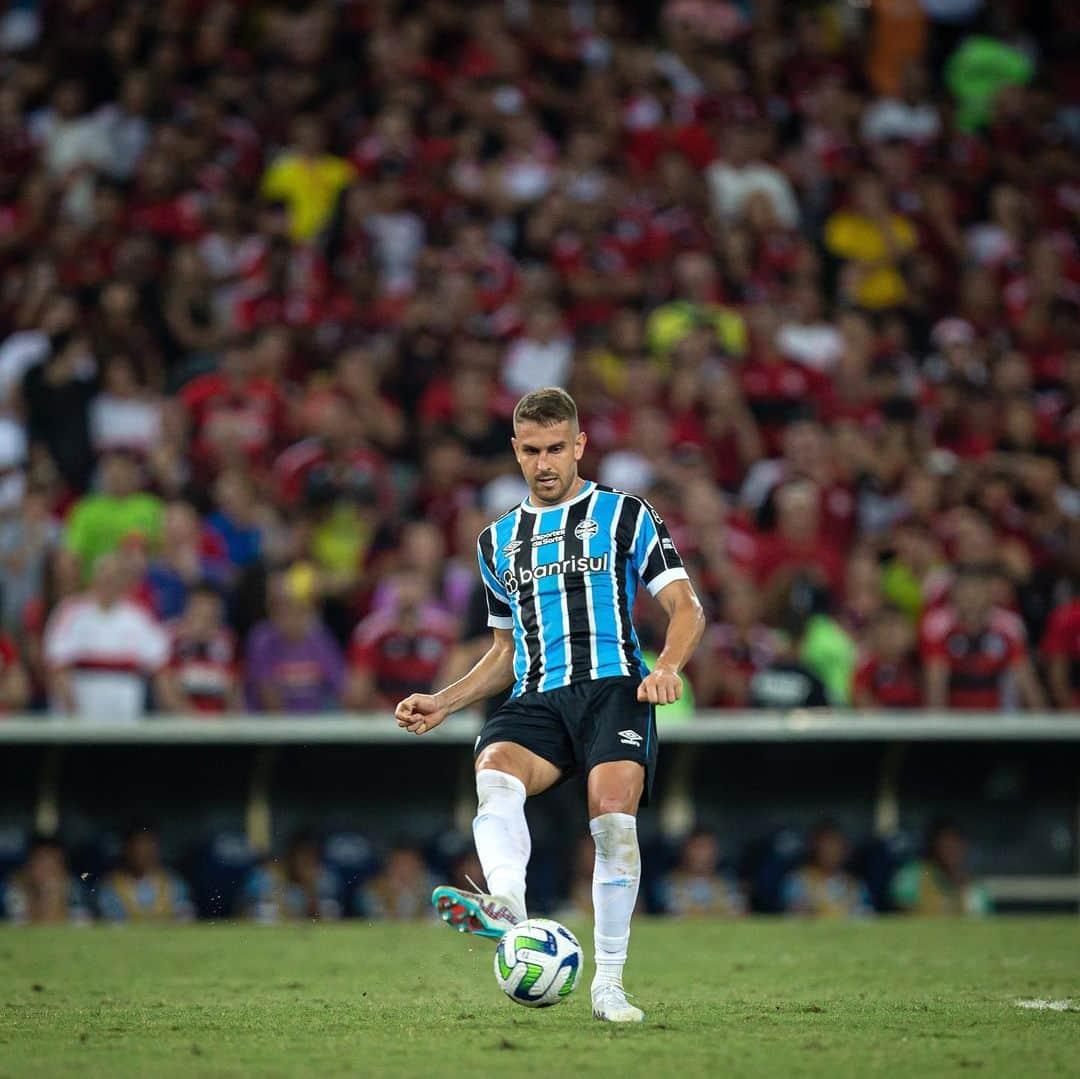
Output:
[631, 501, 705, 705]
[637, 579, 706, 705]
[395, 628, 515, 735]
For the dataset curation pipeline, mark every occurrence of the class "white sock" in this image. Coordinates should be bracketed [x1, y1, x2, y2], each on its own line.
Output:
[590, 812, 640, 990]
[472, 769, 529, 920]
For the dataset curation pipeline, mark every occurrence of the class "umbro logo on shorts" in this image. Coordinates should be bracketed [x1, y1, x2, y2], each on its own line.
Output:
[617, 729, 643, 747]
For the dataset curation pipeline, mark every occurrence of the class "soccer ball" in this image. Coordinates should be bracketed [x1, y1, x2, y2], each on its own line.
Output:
[494, 918, 582, 1008]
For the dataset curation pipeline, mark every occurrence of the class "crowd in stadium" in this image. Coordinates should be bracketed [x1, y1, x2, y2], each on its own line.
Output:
[0, 0, 1076, 724]
[1, 817, 989, 923]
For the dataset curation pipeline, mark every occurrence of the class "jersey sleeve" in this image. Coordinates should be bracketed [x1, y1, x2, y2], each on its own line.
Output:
[632, 500, 689, 598]
[476, 530, 513, 630]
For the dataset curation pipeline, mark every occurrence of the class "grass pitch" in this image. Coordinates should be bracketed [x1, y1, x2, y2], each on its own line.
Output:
[1, 919, 1078, 1078]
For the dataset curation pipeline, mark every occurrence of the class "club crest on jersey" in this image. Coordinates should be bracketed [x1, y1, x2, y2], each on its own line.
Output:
[574, 518, 600, 541]
[503, 540, 523, 557]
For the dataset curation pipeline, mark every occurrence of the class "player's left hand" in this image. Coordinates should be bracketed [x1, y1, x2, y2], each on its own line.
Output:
[636, 667, 682, 705]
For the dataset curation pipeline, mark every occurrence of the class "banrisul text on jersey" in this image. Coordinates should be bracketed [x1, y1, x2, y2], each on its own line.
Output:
[476, 481, 689, 696]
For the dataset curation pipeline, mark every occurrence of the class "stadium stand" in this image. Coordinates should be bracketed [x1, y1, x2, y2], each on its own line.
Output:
[0, 0, 1077, 918]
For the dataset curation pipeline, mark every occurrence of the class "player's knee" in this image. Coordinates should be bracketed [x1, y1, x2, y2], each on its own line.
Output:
[592, 791, 639, 817]
[475, 745, 519, 777]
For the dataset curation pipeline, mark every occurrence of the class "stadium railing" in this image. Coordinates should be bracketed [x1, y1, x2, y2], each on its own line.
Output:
[2, 711, 1078, 908]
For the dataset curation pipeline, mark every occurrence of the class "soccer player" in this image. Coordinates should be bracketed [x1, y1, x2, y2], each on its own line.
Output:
[394, 387, 705, 1023]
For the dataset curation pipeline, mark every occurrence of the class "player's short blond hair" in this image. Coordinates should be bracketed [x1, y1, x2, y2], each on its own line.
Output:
[512, 387, 578, 432]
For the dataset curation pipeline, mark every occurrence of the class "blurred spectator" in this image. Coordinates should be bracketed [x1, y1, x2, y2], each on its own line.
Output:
[754, 481, 845, 617]
[19, 325, 99, 492]
[502, 304, 573, 395]
[43, 552, 175, 721]
[98, 826, 193, 923]
[1041, 597, 1080, 710]
[824, 173, 917, 312]
[178, 333, 287, 482]
[356, 843, 436, 921]
[946, 35, 1034, 131]
[853, 605, 924, 710]
[206, 469, 267, 571]
[0, 485, 57, 636]
[706, 117, 799, 228]
[881, 521, 950, 624]
[260, 116, 356, 243]
[656, 828, 746, 917]
[164, 584, 240, 715]
[242, 832, 342, 922]
[244, 572, 344, 713]
[62, 451, 162, 579]
[775, 577, 859, 707]
[345, 569, 457, 711]
[748, 629, 831, 710]
[88, 354, 163, 457]
[695, 577, 784, 708]
[1, 835, 91, 924]
[781, 821, 873, 918]
[921, 565, 1045, 710]
[145, 501, 229, 621]
[647, 252, 747, 363]
[891, 819, 992, 916]
[0, 0, 1072, 717]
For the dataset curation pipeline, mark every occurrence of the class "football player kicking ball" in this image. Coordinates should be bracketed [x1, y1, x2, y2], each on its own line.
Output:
[395, 387, 704, 1022]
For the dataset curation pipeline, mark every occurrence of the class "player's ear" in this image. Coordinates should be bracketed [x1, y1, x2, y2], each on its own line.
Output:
[574, 429, 587, 460]
[511, 436, 519, 459]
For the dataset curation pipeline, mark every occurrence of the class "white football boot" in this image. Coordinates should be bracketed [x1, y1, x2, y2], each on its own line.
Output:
[591, 981, 645, 1023]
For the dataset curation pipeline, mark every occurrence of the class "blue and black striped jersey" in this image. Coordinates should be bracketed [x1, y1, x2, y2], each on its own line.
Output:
[476, 481, 689, 697]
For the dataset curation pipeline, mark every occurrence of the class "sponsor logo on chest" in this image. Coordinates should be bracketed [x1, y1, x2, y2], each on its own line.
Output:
[502, 553, 609, 595]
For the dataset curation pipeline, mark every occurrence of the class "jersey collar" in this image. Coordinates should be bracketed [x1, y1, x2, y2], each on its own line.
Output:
[519, 479, 595, 514]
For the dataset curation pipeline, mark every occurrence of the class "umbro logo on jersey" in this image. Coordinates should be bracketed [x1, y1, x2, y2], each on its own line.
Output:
[617, 729, 643, 747]
[574, 518, 599, 541]
[503, 540, 523, 557]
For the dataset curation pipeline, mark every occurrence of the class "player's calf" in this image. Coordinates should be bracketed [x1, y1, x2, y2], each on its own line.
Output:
[590, 811, 641, 1000]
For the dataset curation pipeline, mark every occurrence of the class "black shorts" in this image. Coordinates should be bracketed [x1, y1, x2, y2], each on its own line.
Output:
[474, 676, 659, 806]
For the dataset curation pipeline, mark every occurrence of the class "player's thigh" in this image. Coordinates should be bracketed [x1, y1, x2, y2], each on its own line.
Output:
[474, 694, 573, 797]
[580, 676, 657, 815]
[475, 740, 563, 797]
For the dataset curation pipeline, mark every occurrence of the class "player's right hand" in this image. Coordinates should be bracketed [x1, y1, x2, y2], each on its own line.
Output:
[394, 693, 448, 736]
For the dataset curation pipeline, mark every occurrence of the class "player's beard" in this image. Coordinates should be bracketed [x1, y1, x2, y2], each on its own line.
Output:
[530, 468, 575, 505]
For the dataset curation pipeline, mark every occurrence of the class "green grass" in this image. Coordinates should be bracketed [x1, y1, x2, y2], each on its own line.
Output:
[1, 919, 1078, 1078]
